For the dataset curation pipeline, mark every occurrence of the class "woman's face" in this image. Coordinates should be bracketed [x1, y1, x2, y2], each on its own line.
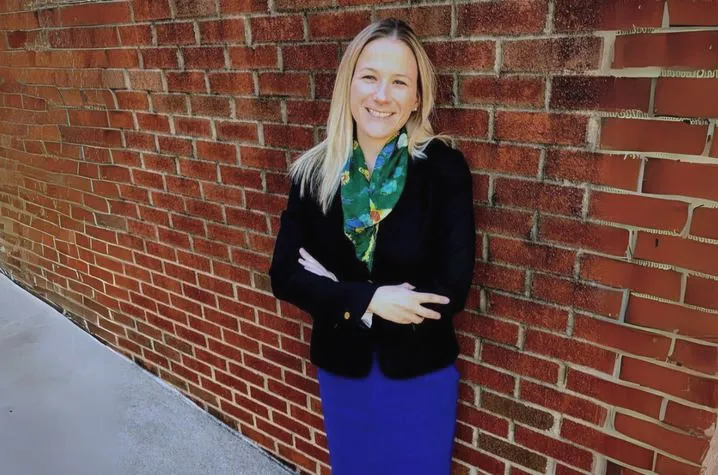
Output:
[350, 37, 420, 151]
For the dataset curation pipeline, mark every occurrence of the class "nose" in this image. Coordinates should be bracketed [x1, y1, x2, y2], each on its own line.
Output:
[374, 81, 389, 102]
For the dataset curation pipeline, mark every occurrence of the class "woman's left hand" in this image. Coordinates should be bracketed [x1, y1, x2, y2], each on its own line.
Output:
[298, 248, 338, 282]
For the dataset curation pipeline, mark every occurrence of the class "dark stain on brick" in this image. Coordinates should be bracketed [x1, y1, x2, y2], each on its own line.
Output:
[481, 391, 554, 430]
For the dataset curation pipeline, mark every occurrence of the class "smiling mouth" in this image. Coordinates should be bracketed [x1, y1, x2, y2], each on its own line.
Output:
[366, 108, 394, 118]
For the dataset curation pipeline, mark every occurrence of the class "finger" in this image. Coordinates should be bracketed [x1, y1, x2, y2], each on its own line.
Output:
[415, 305, 441, 320]
[415, 293, 450, 305]
[400, 282, 415, 290]
[299, 259, 329, 277]
[299, 248, 321, 266]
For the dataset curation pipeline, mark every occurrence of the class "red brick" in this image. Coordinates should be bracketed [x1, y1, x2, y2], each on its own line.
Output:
[234, 98, 281, 121]
[424, 41, 495, 72]
[119, 25, 152, 46]
[198, 18, 245, 44]
[525, 329, 617, 374]
[263, 124, 313, 150]
[174, 116, 212, 137]
[258, 72, 309, 97]
[307, 10, 370, 39]
[219, 0, 267, 13]
[286, 100, 330, 126]
[132, 0, 171, 20]
[655, 78, 718, 118]
[589, 191, 688, 234]
[643, 159, 718, 203]
[460, 76, 544, 108]
[275, 0, 331, 10]
[167, 72, 206, 93]
[574, 313, 672, 360]
[455, 312, 519, 347]
[129, 71, 162, 91]
[457, 0, 546, 35]
[600, 118, 707, 155]
[489, 237, 574, 276]
[621, 357, 718, 407]
[520, 380, 606, 425]
[669, 0, 718, 26]
[614, 31, 718, 69]
[539, 216, 629, 256]
[190, 95, 231, 117]
[228, 45, 278, 69]
[685, 276, 718, 311]
[216, 121, 258, 142]
[433, 108, 489, 138]
[488, 292, 568, 331]
[616, 413, 710, 463]
[495, 112, 587, 145]
[208, 72, 254, 94]
[551, 77, 651, 112]
[481, 343, 560, 384]
[545, 150, 640, 190]
[494, 178, 583, 216]
[458, 359, 515, 394]
[48, 27, 118, 48]
[663, 401, 717, 434]
[376, 6, 452, 38]
[182, 47, 226, 69]
[142, 48, 179, 68]
[454, 444, 505, 474]
[459, 142, 540, 176]
[473, 262, 525, 293]
[196, 141, 237, 164]
[475, 205, 533, 238]
[712, 136, 718, 158]
[174, 0, 216, 17]
[251, 15, 303, 42]
[156, 22, 195, 45]
[670, 337, 718, 375]
[282, 44, 338, 70]
[561, 420, 654, 469]
[220, 166, 264, 189]
[503, 37, 601, 72]
[59, 126, 122, 147]
[591, 249, 682, 299]
[568, 367, 662, 418]
[457, 403, 509, 437]
[634, 232, 718, 277]
[554, 0, 663, 32]
[690, 207, 718, 240]
[52, 1, 130, 26]
[626, 296, 718, 343]
[655, 455, 702, 475]
[515, 426, 594, 471]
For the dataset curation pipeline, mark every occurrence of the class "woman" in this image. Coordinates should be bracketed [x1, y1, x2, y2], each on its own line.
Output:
[269, 18, 476, 475]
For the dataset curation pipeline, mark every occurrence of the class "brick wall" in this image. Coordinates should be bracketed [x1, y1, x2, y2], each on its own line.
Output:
[1, 0, 717, 473]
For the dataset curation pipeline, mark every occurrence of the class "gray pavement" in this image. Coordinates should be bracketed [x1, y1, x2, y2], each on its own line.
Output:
[0, 272, 294, 475]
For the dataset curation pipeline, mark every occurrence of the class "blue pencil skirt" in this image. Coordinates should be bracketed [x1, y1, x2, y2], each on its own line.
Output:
[317, 352, 460, 475]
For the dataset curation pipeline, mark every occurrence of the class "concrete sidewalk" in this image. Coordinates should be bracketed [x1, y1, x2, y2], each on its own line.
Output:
[0, 272, 294, 475]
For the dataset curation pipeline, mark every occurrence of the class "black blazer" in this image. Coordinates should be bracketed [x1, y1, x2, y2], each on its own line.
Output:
[269, 139, 476, 379]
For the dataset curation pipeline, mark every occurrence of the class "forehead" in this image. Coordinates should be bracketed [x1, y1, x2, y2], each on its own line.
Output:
[355, 37, 418, 75]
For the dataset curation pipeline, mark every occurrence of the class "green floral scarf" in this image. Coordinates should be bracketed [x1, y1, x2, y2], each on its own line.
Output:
[340, 128, 409, 271]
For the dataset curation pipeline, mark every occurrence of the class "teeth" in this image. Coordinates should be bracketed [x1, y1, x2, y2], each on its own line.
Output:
[367, 108, 392, 118]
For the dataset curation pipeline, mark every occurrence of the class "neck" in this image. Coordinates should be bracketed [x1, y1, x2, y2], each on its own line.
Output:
[357, 137, 383, 173]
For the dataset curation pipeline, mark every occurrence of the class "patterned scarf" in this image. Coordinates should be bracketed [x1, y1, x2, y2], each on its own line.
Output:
[340, 128, 409, 271]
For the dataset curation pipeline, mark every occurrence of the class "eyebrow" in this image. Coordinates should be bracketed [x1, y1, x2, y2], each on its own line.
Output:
[359, 67, 410, 79]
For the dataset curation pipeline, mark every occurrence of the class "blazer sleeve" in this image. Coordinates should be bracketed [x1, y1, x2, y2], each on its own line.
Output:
[269, 180, 381, 327]
[413, 147, 476, 320]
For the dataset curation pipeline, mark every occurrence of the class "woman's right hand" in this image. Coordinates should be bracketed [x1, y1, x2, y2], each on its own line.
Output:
[367, 283, 450, 325]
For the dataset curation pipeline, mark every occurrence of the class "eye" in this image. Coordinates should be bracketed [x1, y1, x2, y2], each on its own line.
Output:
[394, 80, 407, 86]
[362, 75, 376, 81]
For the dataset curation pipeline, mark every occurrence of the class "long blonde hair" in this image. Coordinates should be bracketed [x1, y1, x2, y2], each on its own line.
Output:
[289, 18, 449, 214]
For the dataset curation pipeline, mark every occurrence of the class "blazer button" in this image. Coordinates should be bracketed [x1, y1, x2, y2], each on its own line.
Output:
[343, 311, 350, 320]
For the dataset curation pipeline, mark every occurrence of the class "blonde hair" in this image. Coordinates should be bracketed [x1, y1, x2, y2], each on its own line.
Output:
[289, 18, 449, 214]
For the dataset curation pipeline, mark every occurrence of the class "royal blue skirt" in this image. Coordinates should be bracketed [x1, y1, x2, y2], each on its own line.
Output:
[317, 352, 460, 475]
